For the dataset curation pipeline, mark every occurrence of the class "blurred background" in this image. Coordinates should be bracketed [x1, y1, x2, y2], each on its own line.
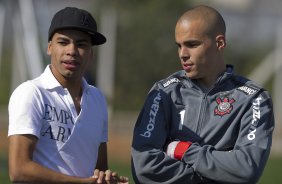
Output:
[0, 0, 281, 183]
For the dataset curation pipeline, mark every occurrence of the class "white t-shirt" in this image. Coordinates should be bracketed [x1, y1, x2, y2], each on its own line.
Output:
[8, 65, 108, 177]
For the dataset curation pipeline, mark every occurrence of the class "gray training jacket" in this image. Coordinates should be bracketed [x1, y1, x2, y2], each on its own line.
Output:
[131, 65, 275, 184]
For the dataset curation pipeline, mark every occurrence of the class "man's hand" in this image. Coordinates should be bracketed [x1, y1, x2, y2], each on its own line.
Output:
[92, 169, 129, 184]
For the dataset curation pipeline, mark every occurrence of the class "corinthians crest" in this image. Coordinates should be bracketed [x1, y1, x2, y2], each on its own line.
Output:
[214, 97, 235, 116]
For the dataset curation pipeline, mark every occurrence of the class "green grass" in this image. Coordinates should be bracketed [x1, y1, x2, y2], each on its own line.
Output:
[0, 153, 9, 184]
[109, 161, 133, 183]
[258, 156, 282, 184]
[1, 156, 281, 183]
[0, 154, 132, 184]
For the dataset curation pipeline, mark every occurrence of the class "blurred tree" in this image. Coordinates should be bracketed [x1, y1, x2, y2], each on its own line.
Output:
[0, 48, 12, 105]
[224, 43, 274, 92]
[113, 0, 191, 110]
[110, 0, 274, 110]
[0, 0, 274, 110]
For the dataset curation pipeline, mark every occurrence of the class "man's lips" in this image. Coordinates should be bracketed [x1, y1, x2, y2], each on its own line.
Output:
[62, 60, 80, 70]
[182, 63, 193, 71]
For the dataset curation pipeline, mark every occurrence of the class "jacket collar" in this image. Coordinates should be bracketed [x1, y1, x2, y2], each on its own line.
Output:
[178, 64, 234, 90]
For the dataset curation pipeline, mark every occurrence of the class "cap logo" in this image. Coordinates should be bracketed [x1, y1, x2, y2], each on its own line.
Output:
[81, 15, 90, 27]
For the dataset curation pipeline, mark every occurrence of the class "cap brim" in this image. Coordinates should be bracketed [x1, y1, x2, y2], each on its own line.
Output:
[49, 26, 107, 45]
[91, 32, 106, 45]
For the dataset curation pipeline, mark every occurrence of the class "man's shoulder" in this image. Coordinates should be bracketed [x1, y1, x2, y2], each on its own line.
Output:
[12, 80, 39, 95]
[230, 74, 267, 96]
[84, 84, 107, 103]
[85, 83, 103, 95]
[156, 71, 184, 89]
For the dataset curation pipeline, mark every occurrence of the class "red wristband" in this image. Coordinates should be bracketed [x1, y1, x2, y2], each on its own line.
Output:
[174, 141, 192, 160]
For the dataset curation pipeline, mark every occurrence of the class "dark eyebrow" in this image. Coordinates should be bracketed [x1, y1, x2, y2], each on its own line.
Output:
[185, 39, 201, 44]
[176, 39, 201, 47]
[56, 36, 91, 44]
[56, 36, 69, 41]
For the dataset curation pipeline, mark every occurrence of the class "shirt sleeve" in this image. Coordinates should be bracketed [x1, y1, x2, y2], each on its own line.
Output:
[131, 87, 210, 184]
[8, 81, 44, 138]
[182, 90, 275, 184]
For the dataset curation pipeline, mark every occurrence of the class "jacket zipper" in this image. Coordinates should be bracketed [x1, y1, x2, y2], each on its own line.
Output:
[196, 93, 208, 134]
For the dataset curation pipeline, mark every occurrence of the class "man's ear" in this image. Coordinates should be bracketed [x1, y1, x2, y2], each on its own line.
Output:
[216, 35, 226, 51]
[47, 41, 52, 55]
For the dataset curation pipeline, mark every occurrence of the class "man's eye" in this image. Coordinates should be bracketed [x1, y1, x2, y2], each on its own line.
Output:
[189, 44, 198, 48]
[77, 43, 87, 47]
[77, 42, 91, 48]
[58, 41, 67, 45]
[188, 41, 201, 48]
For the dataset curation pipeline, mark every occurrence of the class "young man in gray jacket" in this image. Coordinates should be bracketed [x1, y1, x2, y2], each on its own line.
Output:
[131, 5, 275, 184]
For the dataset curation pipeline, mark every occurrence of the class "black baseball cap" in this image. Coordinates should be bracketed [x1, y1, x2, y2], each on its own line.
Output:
[48, 7, 106, 45]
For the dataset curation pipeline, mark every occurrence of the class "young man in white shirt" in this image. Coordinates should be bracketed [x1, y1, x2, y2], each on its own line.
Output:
[8, 7, 128, 184]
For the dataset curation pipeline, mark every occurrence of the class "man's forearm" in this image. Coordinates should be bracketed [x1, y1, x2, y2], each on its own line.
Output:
[9, 160, 95, 184]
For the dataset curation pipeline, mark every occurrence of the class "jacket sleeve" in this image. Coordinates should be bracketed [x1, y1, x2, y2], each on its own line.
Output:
[181, 90, 275, 184]
[131, 87, 211, 184]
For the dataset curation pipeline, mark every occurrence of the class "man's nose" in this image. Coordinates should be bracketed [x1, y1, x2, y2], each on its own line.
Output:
[66, 43, 78, 56]
[179, 47, 190, 61]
